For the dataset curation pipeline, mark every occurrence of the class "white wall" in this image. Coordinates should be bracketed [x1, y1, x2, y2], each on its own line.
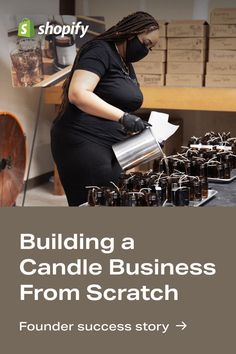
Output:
[76, 0, 195, 28]
[0, 0, 59, 179]
[146, 0, 194, 21]
[76, 0, 236, 26]
[76, 0, 142, 28]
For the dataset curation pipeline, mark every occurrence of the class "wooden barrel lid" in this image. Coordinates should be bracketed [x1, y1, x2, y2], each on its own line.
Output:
[0, 113, 26, 207]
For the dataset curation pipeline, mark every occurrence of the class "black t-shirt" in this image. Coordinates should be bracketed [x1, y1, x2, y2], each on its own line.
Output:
[54, 40, 143, 147]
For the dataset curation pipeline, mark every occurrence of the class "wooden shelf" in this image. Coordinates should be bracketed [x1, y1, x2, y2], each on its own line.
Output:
[44, 85, 236, 112]
[141, 87, 236, 112]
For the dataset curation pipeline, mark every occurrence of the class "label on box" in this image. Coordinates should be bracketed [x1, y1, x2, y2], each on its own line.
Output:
[167, 50, 206, 62]
[205, 74, 236, 87]
[210, 8, 236, 25]
[210, 24, 236, 37]
[136, 74, 165, 87]
[167, 37, 207, 50]
[208, 50, 236, 62]
[206, 62, 236, 74]
[209, 38, 236, 50]
[167, 21, 208, 37]
[166, 74, 204, 87]
[167, 62, 205, 74]
[133, 62, 165, 75]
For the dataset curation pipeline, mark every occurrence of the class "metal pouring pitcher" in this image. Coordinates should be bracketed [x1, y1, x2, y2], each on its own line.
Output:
[112, 127, 163, 171]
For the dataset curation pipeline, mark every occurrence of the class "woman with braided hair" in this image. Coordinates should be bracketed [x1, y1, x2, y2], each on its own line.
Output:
[51, 12, 159, 206]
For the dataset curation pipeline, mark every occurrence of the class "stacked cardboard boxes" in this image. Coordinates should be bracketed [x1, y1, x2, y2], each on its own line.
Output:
[134, 21, 167, 86]
[166, 20, 208, 87]
[206, 8, 236, 87]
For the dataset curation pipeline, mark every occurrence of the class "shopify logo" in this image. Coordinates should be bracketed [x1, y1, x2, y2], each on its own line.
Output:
[38, 21, 89, 38]
[18, 18, 35, 38]
[18, 18, 89, 39]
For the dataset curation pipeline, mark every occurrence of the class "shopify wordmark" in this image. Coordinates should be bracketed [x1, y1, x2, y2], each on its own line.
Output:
[38, 21, 89, 38]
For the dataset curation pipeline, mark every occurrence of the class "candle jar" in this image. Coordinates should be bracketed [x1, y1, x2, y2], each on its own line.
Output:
[128, 193, 137, 207]
[54, 35, 76, 68]
[231, 155, 236, 169]
[185, 162, 191, 176]
[167, 177, 174, 203]
[121, 191, 129, 206]
[217, 164, 224, 179]
[136, 193, 145, 206]
[172, 186, 190, 206]
[193, 180, 202, 202]
[232, 141, 236, 155]
[147, 193, 159, 207]
[10, 38, 43, 87]
[159, 178, 168, 204]
[104, 188, 113, 206]
[96, 190, 106, 206]
[139, 178, 146, 189]
[158, 160, 165, 173]
[188, 178, 195, 201]
[155, 186, 163, 206]
[110, 192, 121, 206]
[171, 183, 178, 205]
[87, 188, 96, 206]
[126, 178, 135, 191]
[199, 164, 208, 198]
[207, 163, 218, 178]
[224, 162, 231, 179]
[194, 161, 201, 176]
[191, 160, 197, 176]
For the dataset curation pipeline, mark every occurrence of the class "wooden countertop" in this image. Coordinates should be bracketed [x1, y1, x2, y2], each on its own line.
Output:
[44, 85, 236, 112]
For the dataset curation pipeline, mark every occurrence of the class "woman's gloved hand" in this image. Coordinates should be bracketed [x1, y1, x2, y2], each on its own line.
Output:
[119, 112, 151, 133]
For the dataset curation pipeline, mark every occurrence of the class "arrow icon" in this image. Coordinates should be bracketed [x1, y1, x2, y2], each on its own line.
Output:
[176, 321, 187, 331]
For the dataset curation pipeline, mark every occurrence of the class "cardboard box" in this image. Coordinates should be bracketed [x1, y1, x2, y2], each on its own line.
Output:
[158, 20, 168, 37]
[208, 50, 236, 62]
[167, 62, 205, 74]
[136, 74, 165, 87]
[167, 20, 208, 37]
[209, 38, 236, 50]
[206, 62, 236, 74]
[155, 37, 167, 50]
[167, 49, 206, 62]
[142, 49, 166, 63]
[210, 24, 236, 37]
[210, 8, 236, 25]
[166, 74, 204, 87]
[205, 74, 236, 87]
[168, 37, 207, 50]
[133, 62, 165, 75]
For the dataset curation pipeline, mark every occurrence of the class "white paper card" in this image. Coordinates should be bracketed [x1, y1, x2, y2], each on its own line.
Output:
[148, 111, 179, 143]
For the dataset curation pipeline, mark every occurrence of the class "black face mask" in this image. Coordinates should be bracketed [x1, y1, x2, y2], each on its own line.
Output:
[126, 36, 149, 63]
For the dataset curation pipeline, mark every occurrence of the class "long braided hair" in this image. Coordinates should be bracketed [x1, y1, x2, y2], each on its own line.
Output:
[58, 12, 159, 116]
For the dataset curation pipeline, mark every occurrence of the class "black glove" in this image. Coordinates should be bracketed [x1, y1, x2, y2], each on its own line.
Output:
[119, 113, 151, 133]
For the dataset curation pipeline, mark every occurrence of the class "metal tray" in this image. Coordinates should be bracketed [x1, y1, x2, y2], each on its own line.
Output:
[208, 169, 236, 184]
[189, 189, 218, 207]
[80, 190, 218, 207]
